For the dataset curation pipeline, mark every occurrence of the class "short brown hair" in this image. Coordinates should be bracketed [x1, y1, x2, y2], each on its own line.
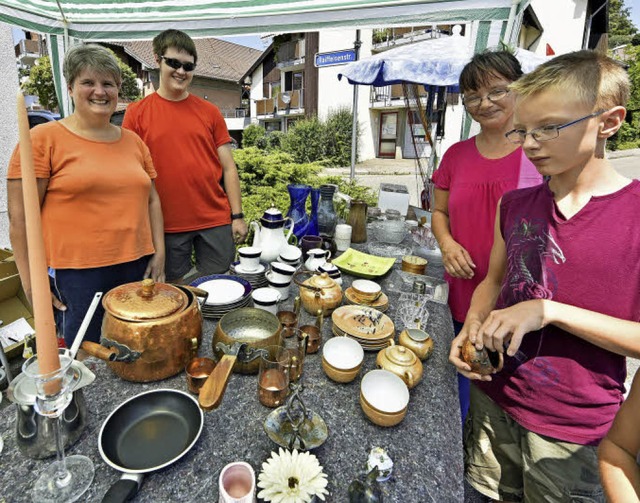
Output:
[63, 44, 121, 87]
[152, 29, 198, 63]
[459, 50, 523, 93]
[510, 50, 629, 110]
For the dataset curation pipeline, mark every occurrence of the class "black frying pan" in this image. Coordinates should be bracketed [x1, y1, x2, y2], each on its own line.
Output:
[98, 389, 203, 502]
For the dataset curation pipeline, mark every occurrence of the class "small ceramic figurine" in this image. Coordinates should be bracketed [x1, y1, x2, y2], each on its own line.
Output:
[460, 339, 503, 375]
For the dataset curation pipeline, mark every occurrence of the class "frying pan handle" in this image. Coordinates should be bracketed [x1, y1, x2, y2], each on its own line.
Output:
[198, 354, 236, 411]
[102, 473, 143, 503]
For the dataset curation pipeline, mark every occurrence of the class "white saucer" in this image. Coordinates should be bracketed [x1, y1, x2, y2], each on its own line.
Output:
[197, 279, 247, 305]
[234, 262, 266, 275]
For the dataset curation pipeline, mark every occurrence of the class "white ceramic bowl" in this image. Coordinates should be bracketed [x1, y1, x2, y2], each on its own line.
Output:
[360, 369, 409, 414]
[322, 336, 364, 370]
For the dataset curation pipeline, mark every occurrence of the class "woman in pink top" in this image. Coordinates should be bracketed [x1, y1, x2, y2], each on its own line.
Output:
[431, 51, 541, 420]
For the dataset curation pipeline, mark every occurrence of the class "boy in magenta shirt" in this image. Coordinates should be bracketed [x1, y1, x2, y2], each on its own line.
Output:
[450, 50, 640, 501]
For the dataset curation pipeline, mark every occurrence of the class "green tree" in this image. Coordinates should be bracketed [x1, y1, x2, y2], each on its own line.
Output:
[22, 56, 59, 111]
[609, 0, 638, 48]
[112, 50, 141, 102]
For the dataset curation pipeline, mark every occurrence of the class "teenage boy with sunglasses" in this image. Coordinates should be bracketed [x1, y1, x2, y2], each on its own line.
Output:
[123, 29, 247, 282]
[449, 50, 640, 501]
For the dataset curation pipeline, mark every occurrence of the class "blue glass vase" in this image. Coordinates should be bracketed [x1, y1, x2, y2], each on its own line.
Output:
[286, 184, 311, 241]
[307, 187, 320, 236]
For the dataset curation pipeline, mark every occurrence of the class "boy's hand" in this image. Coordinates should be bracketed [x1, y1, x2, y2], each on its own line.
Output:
[449, 320, 494, 381]
[441, 240, 476, 279]
[477, 300, 546, 356]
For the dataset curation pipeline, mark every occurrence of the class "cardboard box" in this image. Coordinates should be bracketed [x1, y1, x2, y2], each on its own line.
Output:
[0, 273, 35, 359]
[378, 183, 410, 216]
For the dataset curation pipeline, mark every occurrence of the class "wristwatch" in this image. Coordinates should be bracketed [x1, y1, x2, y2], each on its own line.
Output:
[231, 212, 245, 220]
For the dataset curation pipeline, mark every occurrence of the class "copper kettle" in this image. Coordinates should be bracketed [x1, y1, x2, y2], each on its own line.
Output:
[82, 279, 206, 382]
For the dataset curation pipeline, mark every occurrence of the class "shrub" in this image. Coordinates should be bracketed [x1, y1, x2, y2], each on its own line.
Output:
[324, 107, 358, 167]
[266, 131, 286, 152]
[242, 124, 267, 148]
[280, 118, 327, 163]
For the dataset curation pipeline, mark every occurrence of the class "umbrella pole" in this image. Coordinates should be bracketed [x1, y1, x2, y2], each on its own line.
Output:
[349, 30, 361, 180]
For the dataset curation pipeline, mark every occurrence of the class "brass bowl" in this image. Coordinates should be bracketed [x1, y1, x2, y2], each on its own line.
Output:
[213, 308, 282, 374]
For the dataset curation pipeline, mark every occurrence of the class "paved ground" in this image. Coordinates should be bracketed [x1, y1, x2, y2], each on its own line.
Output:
[326, 149, 640, 391]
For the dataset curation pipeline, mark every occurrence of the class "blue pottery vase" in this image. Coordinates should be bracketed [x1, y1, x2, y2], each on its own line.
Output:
[307, 187, 320, 236]
[286, 184, 311, 240]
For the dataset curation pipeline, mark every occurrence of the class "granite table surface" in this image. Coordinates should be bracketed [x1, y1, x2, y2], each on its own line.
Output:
[0, 243, 463, 503]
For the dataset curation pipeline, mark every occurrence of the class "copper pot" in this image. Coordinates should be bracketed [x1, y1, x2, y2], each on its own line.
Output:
[81, 279, 205, 382]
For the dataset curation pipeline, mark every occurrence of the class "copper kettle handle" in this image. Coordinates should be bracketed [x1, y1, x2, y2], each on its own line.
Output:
[175, 284, 209, 305]
[293, 270, 322, 293]
[80, 341, 117, 362]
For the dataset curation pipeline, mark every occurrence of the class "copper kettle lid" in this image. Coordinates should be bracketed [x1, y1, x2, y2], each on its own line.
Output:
[103, 279, 188, 321]
[308, 272, 337, 289]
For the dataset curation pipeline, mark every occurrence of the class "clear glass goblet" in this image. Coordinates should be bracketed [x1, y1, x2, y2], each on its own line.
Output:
[22, 348, 94, 502]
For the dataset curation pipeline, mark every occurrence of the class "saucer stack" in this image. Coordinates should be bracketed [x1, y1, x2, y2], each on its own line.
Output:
[331, 305, 394, 351]
[190, 274, 252, 319]
[229, 260, 269, 289]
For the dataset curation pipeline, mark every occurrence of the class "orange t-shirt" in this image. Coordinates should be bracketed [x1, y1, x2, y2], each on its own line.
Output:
[123, 93, 233, 232]
[8, 122, 156, 269]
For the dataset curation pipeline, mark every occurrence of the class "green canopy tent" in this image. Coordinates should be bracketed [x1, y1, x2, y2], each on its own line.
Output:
[0, 0, 522, 115]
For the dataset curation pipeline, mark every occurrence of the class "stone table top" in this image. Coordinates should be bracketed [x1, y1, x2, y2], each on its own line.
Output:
[0, 244, 462, 503]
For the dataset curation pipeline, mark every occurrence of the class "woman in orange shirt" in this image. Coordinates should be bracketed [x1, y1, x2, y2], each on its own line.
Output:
[8, 44, 165, 347]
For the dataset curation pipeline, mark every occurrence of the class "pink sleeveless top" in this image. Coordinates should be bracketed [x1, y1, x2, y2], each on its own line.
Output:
[432, 138, 541, 321]
[478, 180, 640, 445]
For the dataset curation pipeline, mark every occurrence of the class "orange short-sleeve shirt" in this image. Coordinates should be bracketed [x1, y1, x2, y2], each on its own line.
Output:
[123, 93, 233, 232]
[8, 122, 157, 269]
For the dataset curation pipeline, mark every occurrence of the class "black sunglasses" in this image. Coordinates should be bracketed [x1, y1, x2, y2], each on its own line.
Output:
[160, 56, 196, 72]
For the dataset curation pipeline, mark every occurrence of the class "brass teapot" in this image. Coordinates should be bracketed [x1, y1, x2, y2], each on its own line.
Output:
[376, 341, 423, 389]
[294, 271, 342, 315]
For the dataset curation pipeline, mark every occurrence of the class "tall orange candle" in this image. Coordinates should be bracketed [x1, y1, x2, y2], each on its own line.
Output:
[16, 91, 60, 377]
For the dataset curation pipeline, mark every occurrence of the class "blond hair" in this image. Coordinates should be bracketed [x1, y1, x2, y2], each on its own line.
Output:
[510, 50, 629, 110]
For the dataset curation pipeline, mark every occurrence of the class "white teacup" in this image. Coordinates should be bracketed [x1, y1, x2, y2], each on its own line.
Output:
[218, 461, 256, 503]
[251, 288, 281, 315]
[269, 261, 296, 283]
[238, 247, 262, 271]
[278, 244, 302, 265]
[265, 271, 291, 301]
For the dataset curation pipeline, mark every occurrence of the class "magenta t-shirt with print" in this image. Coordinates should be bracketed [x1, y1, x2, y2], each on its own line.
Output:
[432, 138, 541, 321]
[478, 180, 640, 445]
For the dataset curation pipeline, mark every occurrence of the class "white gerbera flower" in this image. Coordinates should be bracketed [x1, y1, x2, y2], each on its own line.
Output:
[257, 448, 329, 503]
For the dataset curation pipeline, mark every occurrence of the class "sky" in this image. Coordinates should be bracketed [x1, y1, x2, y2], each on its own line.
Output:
[631, 0, 640, 30]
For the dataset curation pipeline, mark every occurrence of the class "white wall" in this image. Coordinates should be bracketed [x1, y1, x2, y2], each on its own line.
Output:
[249, 65, 263, 124]
[528, 0, 588, 55]
[317, 28, 375, 162]
[0, 23, 19, 249]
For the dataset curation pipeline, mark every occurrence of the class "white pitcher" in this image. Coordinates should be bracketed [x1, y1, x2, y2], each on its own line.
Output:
[250, 207, 294, 263]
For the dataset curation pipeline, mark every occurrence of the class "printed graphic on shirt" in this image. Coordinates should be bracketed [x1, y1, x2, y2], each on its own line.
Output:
[501, 218, 566, 305]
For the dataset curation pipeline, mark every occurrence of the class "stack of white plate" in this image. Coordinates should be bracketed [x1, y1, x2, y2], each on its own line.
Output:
[331, 305, 395, 351]
[190, 274, 252, 319]
[229, 260, 269, 289]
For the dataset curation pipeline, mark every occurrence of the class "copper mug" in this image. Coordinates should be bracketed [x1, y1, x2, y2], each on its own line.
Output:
[299, 309, 323, 354]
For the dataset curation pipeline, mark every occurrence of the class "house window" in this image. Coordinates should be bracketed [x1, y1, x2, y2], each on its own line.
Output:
[269, 81, 281, 99]
[284, 71, 303, 92]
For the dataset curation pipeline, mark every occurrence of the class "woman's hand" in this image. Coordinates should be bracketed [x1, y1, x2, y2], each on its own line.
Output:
[232, 218, 248, 245]
[476, 300, 546, 356]
[441, 239, 476, 279]
[448, 318, 494, 381]
[145, 253, 166, 283]
[51, 292, 67, 312]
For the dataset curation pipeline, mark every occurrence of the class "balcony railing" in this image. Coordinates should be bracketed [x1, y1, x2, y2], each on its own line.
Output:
[15, 39, 40, 59]
[276, 39, 306, 68]
[255, 89, 303, 117]
[219, 107, 249, 118]
[370, 85, 428, 105]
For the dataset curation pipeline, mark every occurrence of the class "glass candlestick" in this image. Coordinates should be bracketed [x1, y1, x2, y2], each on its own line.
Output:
[22, 349, 94, 502]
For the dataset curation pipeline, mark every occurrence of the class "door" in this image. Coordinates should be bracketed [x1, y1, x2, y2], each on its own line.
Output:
[378, 112, 398, 158]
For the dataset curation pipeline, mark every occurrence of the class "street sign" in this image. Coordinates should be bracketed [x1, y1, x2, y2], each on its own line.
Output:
[314, 49, 357, 68]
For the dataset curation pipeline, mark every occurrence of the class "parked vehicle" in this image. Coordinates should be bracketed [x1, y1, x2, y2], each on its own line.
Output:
[27, 110, 60, 129]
